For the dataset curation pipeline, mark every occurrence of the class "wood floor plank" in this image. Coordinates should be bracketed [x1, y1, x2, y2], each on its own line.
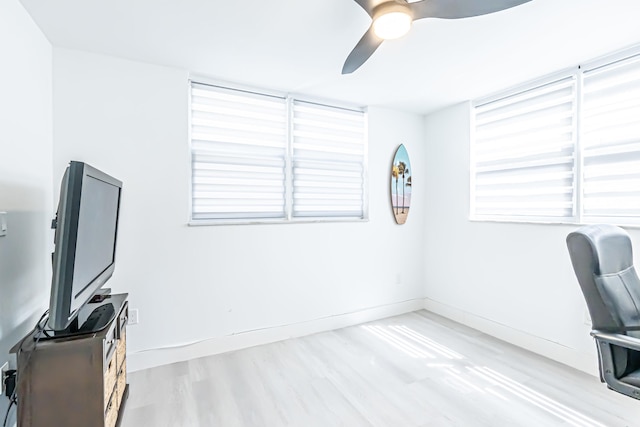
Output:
[120, 310, 640, 426]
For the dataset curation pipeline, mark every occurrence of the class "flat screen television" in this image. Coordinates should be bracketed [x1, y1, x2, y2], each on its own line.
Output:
[48, 161, 123, 331]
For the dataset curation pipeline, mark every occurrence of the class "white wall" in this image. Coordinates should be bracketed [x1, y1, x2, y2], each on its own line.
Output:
[0, 0, 52, 423]
[52, 48, 427, 369]
[422, 102, 629, 374]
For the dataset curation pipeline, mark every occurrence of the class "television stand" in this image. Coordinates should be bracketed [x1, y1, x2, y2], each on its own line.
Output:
[11, 293, 129, 427]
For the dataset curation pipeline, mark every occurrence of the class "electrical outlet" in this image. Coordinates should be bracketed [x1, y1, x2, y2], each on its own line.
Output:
[129, 309, 139, 325]
[1, 361, 8, 395]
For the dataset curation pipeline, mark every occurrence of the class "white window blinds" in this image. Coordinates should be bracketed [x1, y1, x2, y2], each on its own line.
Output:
[292, 101, 366, 218]
[189, 82, 367, 223]
[473, 77, 577, 220]
[190, 83, 287, 220]
[582, 54, 640, 221]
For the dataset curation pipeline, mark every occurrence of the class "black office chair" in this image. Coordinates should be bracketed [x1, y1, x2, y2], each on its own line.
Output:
[567, 224, 640, 399]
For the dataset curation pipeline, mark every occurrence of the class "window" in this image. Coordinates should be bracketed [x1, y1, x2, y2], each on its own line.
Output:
[190, 83, 287, 221]
[292, 100, 367, 218]
[471, 48, 640, 225]
[473, 77, 577, 221]
[189, 82, 367, 224]
[582, 55, 640, 221]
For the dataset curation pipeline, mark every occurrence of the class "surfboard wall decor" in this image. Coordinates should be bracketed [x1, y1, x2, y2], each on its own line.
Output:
[391, 144, 412, 225]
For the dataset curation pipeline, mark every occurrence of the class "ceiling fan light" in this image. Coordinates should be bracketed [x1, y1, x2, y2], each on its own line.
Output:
[373, 10, 412, 40]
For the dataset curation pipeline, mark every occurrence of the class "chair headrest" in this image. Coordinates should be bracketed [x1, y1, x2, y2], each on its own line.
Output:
[567, 224, 633, 275]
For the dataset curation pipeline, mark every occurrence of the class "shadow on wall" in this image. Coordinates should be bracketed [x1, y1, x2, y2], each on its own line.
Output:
[0, 182, 50, 373]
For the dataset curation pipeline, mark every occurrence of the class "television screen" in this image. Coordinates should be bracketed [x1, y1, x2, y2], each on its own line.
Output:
[48, 161, 123, 331]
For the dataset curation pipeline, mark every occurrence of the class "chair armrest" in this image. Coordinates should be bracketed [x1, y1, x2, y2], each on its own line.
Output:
[591, 330, 640, 352]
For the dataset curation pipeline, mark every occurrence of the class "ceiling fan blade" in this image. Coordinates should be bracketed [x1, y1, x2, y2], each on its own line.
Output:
[410, 0, 531, 20]
[342, 26, 384, 74]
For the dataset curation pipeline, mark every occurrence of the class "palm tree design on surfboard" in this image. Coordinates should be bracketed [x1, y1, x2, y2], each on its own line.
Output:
[391, 144, 412, 225]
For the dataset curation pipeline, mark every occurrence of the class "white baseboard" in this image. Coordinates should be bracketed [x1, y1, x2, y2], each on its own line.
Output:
[128, 297, 599, 376]
[127, 298, 424, 372]
[422, 298, 599, 377]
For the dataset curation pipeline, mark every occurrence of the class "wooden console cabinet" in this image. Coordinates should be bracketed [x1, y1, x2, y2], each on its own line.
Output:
[11, 294, 129, 427]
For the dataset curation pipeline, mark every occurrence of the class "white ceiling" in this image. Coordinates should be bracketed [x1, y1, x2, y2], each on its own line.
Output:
[19, 0, 640, 114]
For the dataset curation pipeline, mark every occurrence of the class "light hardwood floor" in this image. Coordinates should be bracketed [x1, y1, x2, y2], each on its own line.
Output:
[120, 310, 640, 426]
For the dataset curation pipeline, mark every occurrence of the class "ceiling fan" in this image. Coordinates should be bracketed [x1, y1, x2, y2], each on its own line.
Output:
[342, 0, 532, 74]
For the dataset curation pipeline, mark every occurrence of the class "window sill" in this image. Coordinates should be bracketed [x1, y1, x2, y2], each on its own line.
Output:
[188, 217, 370, 227]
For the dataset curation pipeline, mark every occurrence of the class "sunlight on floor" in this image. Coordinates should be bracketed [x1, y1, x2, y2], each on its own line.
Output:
[362, 325, 436, 358]
[469, 367, 606, 427]
[363, 324, 605, 427]
[390, 325, 464, 359]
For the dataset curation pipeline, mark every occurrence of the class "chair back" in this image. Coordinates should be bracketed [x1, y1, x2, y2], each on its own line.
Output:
[566, 224, 640, 338]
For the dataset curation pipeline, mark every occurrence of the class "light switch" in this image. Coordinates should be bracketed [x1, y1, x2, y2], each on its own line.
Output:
[0, 212, 7, 237]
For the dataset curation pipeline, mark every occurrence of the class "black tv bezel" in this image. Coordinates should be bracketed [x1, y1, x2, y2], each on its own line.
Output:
[48, 161, 123, 332]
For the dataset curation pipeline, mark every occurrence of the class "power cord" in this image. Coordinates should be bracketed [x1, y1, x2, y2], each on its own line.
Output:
[2, 394, 16, 427]
[2, 310, 49, 427]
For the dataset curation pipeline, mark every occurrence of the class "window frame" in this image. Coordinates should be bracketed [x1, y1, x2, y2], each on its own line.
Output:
[188, 77, 369, 226]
